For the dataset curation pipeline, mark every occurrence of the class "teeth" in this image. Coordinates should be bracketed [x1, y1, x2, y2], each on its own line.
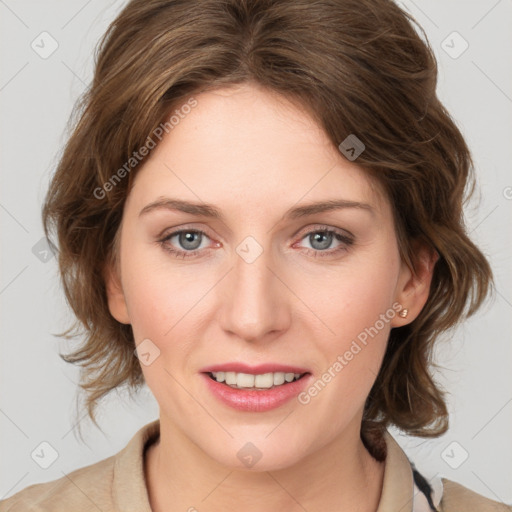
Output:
[273, 372, 285, 385]
[238, 373, 255, 388]
[225, 372, 237, 385]
[211, 371, 304, 389]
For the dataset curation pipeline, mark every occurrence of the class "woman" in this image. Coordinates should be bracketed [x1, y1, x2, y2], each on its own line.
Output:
[1, 0, 510, 510]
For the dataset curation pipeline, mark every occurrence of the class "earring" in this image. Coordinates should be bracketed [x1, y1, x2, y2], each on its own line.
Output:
[399, 308, 409, 318]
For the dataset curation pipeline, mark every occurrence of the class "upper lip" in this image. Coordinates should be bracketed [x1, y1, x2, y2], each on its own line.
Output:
[200, 363, 310, 375]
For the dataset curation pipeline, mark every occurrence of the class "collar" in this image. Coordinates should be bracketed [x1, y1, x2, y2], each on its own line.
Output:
[112, 420, 416, 511]
[377, 430, 416, 511]
[112, 418, 159, 512]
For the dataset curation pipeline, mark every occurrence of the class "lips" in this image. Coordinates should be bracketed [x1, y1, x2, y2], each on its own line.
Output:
[200, 363, 310, 375]
[199, 362, 312, 412]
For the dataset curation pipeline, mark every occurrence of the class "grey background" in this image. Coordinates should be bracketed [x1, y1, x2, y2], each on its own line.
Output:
[1, 0, 511, 504]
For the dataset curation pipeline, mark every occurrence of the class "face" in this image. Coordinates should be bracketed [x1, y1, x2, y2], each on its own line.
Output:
[106, 82, 429, 471]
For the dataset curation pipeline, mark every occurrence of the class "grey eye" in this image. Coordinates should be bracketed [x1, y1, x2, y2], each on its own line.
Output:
[176, 231, 203, 250]
[308, 231, 334, 250]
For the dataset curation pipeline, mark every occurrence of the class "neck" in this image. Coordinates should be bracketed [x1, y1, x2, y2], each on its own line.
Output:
[144, 415, 385, 512]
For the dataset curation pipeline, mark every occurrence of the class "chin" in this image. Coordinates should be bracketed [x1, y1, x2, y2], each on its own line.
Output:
[202, 434, 310, 472]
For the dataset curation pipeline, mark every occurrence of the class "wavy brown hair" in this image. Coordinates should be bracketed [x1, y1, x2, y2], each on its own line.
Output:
[42, 0, 493, 442]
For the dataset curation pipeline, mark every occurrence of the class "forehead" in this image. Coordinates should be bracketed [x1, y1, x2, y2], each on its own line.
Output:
[127, 83, 389, 219]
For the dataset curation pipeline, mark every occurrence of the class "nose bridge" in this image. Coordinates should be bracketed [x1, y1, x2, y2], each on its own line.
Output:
[219, 234, 289, 341]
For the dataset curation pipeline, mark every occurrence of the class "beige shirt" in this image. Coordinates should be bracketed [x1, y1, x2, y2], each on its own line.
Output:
[1, 419, 510, 512]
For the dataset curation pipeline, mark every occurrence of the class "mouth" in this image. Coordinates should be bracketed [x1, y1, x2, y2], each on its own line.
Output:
[200, 361, 313, 412]
[200, 365, 313, 412]
[206, 371, 308, 391]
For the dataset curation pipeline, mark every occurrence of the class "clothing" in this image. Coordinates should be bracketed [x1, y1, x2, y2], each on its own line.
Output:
[1, 419, 510, 511]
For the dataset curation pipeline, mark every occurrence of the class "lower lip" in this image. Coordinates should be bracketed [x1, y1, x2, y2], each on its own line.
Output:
[201, 373, 311, 412]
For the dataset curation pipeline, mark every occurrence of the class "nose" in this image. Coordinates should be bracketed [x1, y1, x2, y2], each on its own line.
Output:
[217, 238, 291, 343]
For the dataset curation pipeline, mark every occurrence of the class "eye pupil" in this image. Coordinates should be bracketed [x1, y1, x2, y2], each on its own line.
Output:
[180, 231, 201, 250]
[310, 231, 332, 250]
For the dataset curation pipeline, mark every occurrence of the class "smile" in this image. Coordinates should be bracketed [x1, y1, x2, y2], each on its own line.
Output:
[209, 371, 306, 390]
[201, 370, 312, 412]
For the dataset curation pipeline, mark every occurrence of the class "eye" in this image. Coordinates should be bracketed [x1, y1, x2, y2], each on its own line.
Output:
[295, 226, 354, 258]
[158, 229, 215, 259]
[158, 225, 354, 260]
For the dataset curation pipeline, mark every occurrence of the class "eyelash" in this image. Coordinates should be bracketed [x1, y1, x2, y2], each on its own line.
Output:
[157, 225, 354, 260]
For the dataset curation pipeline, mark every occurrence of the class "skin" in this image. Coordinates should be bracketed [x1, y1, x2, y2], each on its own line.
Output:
[105, 82, 435, 512]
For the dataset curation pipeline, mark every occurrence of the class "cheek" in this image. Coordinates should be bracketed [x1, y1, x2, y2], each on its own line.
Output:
[298, 250, 400, 344]
[119, 229, 207, 341]
[295, 246, 400, 397]
[298, 274, 394, 434]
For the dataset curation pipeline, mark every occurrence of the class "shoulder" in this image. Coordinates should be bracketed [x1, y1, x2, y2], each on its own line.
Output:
[439, 478, 512, 512]
[0, 454, 116, 512]
[0, 419, 159, 512]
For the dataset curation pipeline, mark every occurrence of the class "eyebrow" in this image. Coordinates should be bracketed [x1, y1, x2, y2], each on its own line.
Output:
[138, 197, 374, 220]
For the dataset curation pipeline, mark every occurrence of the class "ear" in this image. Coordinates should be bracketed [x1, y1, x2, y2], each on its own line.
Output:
[103, 259, 131, 325]
[390, 241, 439, 327]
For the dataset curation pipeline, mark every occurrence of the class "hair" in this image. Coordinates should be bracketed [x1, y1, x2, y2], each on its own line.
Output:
[42, 0, 493, 443]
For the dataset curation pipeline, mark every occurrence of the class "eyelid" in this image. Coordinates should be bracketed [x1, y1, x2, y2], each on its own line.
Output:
[157, 223, 216, 240]
[293, 223, 355, 241]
